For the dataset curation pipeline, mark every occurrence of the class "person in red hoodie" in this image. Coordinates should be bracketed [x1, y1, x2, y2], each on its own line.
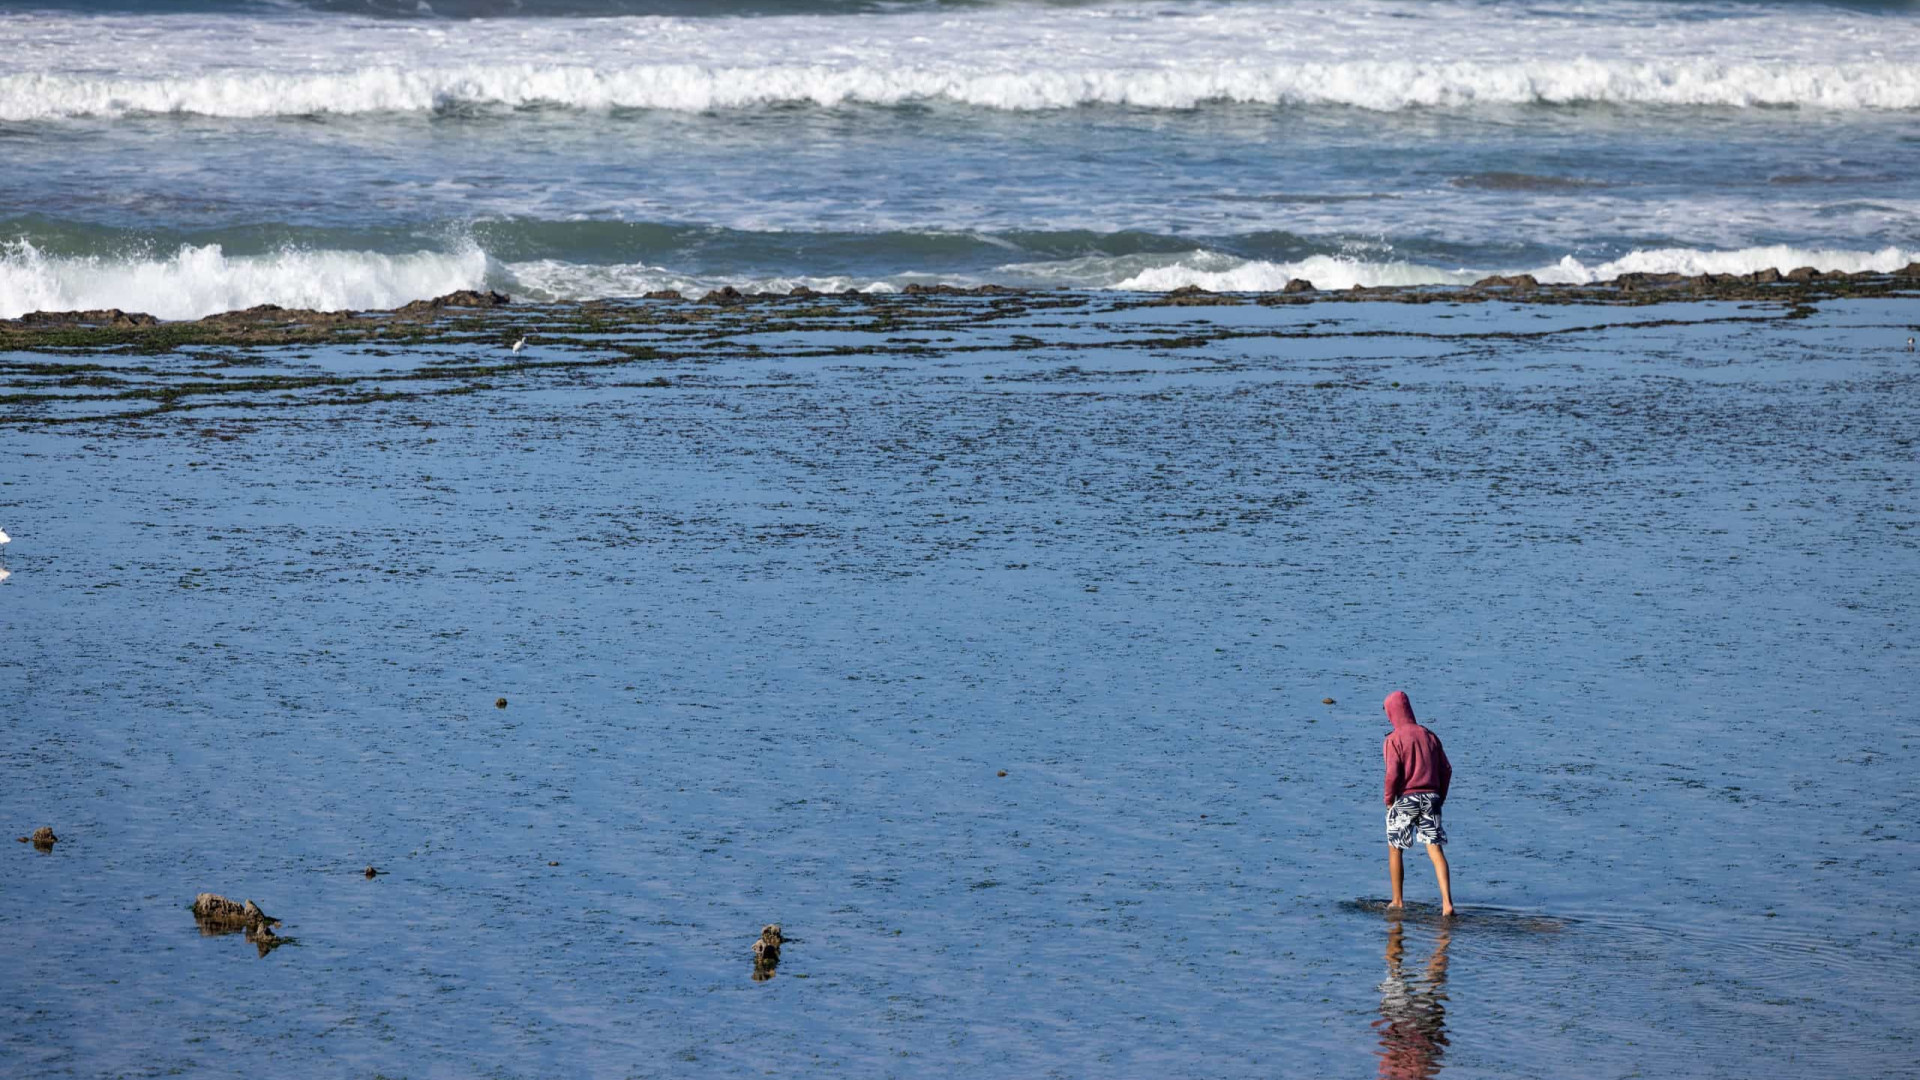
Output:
[1382, 690, 1455, 916]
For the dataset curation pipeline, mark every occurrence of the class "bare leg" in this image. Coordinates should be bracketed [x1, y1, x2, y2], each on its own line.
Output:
[1426, 844, 1455, 916]
[1387, 845, 1405, 908]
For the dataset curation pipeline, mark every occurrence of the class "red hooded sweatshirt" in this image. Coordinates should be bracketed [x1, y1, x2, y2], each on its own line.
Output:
[1383, 691, 1451, 806]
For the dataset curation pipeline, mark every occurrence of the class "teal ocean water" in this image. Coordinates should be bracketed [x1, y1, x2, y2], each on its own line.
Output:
[3, 0, 1920, 316]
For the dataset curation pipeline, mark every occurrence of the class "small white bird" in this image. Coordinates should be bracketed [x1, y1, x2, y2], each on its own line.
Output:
[0, 526, 10, 545]
[511, 336, 527, 354]
[1908, 336, 1915, 352]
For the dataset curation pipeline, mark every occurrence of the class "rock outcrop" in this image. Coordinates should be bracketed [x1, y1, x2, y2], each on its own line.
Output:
[396, 290, 511, 313]
[197, 303, 358, 327]
[9, 309, 158, 328]
[191, 895, 288, 953]
[191, 893, 280, 929]
[192, 894, 287, 955]
[16, 826, 57, 850]
[900, 283, 1020, 297]
[752, 924, 784, 980]
[1473, 274, 1538, 290]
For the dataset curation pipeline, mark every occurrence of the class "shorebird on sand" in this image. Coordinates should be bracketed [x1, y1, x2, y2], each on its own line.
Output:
[0, 526, 10, 545]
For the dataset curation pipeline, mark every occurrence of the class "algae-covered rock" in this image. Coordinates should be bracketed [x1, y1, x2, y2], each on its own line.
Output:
[191, 893, 280, 929]
[753, 923, 784, 961]
[11, 309, 158, 328]
[16, 826, 58, 849]
[397, 290, 511, 313]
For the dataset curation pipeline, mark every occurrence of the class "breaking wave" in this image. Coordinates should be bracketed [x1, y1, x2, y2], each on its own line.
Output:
[1094, 245, 1920, 292]
[5, 238, 1916, 320]
[6, 60, 1920, 120]
[0, 240, 490, 321]
[5, 0, 1920, 120]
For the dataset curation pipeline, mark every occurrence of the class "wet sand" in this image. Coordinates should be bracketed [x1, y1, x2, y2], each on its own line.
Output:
[1, 286, 1916, 1077]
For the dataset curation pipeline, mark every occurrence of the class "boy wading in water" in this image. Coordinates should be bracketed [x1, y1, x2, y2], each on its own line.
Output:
[1382, 691, 1455, 916]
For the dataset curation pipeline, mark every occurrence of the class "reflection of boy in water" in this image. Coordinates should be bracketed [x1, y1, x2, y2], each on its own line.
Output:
[1382, 691, 1455, 915]
[1374, 922, 1451, 1080]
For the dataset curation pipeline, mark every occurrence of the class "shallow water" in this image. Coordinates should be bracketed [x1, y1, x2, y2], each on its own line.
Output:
[2, 295, 1917, 1077]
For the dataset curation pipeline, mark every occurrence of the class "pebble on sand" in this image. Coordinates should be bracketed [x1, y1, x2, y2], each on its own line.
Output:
[16, 826, 57, 846]
[997, 770, 1007, 777]
[495, 697, 508, 709]
[363, 866, 378, 878]
[1322, 697, 1336, 704]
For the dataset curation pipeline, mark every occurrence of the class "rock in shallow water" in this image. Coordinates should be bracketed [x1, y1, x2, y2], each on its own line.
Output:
[16, 826, 58, 848]
[396, 289, 511, 312]
[191, 893, 280, 929]
[10, 309, 157, 328]
[1473, 273, 1538, 290]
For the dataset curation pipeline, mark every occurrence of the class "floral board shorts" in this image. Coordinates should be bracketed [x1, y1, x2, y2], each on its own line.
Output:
[1385, 792, 1448, 849]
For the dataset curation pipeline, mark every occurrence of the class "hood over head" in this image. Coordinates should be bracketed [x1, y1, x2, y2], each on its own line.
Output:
[1384, 691, 1418, 729]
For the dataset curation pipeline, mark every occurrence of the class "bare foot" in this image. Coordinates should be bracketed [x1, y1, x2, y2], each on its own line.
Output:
[1386, 900, 1404, 910]
[1441, 906, 1457, 917]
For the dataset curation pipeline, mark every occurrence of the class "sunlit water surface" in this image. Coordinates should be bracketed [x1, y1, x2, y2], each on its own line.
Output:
[2, 296, 1916, 1077]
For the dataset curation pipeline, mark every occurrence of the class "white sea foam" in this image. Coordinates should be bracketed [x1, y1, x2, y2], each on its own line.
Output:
[0, 240, 490, 321]
[7, 59, 1920, 119]
[1543, 245, 1920, 284]
[3, 0, 1917, 119]
[1101, 254, 1480, 292]
[501, 258, 895, 299]
[1086, 245, 1920, 292]
[6, 241, 1914, 319]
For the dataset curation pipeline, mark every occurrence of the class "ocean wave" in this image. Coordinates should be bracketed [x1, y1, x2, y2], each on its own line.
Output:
[1085, 245, 1920, 292]
[6, 59, 1920, 120]
[5, 240, 1916, 320]
[501, 257, 892, 300]
[1548, 245, 1920, 283]
[494, 242, 1920, 297]
[0, 240, 489, 321]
